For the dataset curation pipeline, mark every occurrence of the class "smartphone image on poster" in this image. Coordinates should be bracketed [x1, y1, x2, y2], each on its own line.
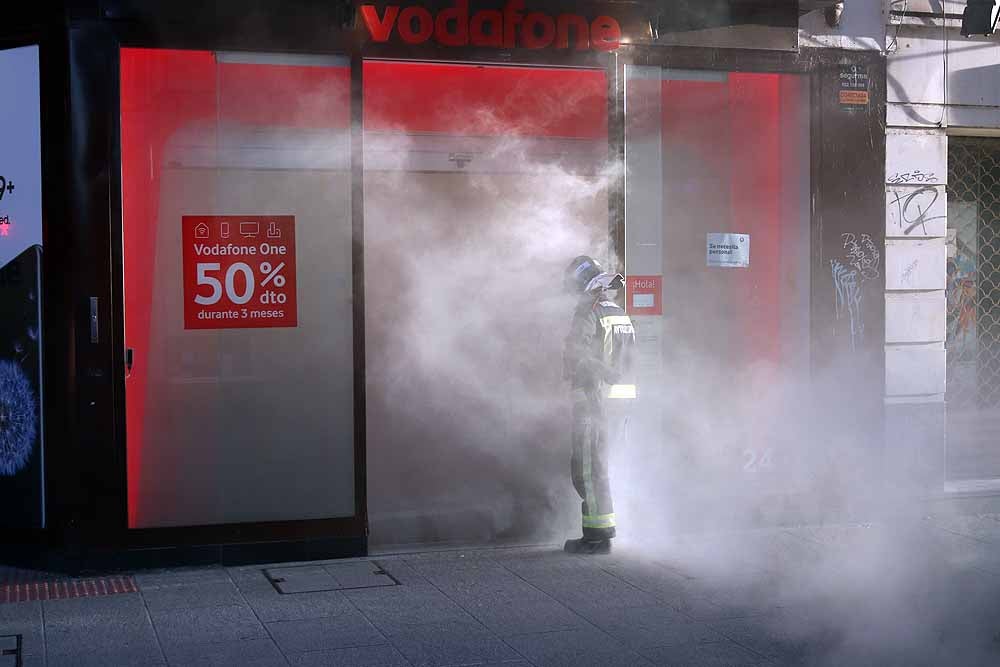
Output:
[0, 244, 44, 529]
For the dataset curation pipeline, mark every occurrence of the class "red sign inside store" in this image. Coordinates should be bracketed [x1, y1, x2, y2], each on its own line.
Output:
[360, 1, 622, 51]
[627, 275, 662, 316]
[182, 216, 298, 329]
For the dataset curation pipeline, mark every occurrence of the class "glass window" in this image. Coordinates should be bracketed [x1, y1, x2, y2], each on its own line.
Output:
[362, 62, 611, 544]
[622, 65, 811, 501]
[120, 49, 354, 528]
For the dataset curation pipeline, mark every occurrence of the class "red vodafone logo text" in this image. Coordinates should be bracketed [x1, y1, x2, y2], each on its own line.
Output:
[360, 1, 622, 51]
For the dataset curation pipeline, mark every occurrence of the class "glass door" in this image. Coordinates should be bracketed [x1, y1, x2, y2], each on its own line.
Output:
[120, 49, 357, 530]
[362, 60, 611, 545]
[622, 64, 811, 520]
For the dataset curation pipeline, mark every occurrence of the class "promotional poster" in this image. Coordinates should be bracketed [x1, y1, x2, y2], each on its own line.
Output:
[0, 45, 44, 529]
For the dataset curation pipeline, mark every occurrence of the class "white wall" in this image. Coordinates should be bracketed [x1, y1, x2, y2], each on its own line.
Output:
[798, 1, 886, 51]
[887, 6, 1000, 129]
[880, 1, 1000, 486]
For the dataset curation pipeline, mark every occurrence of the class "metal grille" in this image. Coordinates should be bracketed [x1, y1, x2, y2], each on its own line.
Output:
[946, 138, 1000, 408]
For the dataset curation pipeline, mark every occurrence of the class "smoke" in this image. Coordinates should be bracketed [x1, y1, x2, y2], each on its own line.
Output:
[365, 105, 613, 545]
[361, 62, 1000, 664]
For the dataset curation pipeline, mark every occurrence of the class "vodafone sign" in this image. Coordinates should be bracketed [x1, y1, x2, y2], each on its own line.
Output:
[360, 1, 622, 51]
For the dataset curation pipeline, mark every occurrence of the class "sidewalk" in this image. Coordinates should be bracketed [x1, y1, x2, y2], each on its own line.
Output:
[2, 515, 1000, 666]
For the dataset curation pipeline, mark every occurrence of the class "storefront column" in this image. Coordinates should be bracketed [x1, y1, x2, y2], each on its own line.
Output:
[883, 128, 948, 491]
[623, 65, 664, 439]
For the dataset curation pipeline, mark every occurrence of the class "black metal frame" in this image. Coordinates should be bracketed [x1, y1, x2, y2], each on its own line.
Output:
[3, 1, 887, 564]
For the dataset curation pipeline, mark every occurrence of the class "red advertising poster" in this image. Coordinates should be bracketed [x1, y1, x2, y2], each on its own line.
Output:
[626, 275, 662, 316]
[182, 215, 297, 329]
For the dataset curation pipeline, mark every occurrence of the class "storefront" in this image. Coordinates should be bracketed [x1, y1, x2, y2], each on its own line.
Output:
[1, 1, 886, 566]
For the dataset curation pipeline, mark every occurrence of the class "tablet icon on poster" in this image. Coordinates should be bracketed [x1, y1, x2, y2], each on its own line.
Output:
[220, 222, 230, 239]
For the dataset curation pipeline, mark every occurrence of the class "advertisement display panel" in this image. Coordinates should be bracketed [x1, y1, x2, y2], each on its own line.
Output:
[0, 45, 45, 529]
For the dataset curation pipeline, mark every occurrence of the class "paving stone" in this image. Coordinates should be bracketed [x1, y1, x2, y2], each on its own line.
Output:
[242, 586, 356, 623]
[709, 613, 841, 663]
[44, 596, 164, 665]
[525, 571, 662, 611]
[162, 636, 287, 666]
[43, 592, 147, 622]
[142, 580, 245, 611]
[226, 566, 272, 585]
[151, 603, 266, 646]
[640, 639, 771, 666]
[46, 647, 167, 667]
[266, 610, 386, 653]
[0, 602, 45, 655]
[507, 627, 652, 666]
[672, 595, 767, 622]
[597, 562, 699, 603]
[582, 604, 722, 649]
[289, 644, 412, 666]
[135, 567, 231, 589]
[44, 608, 159, 657]
[383, 618, 521, 667]
[406, 558, 515, 585]
[346, 586, 471, 628]
[460, 597, 587, 637]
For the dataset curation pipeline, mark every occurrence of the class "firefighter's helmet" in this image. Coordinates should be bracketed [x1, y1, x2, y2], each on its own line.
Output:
[564, 256, 624, 294]
[564, 256, 604, 294]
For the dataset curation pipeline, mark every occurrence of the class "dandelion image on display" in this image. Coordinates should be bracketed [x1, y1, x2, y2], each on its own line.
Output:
[0, 359, 36, 476]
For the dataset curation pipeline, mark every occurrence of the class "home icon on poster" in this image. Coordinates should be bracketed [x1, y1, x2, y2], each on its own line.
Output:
[194, 223, 210, 239]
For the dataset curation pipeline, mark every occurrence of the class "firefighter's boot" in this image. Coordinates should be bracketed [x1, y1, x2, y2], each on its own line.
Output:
[563, 538, 611, 555]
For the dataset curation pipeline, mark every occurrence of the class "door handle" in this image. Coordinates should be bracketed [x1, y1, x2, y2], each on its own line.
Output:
[89, 297, 99, 344]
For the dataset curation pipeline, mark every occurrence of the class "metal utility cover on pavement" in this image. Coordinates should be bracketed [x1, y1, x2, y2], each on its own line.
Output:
[263, 561, 398, 594]
[0, 635, 21, 667]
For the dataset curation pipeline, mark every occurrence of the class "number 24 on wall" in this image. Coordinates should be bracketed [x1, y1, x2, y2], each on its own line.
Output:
[743, 448, 774, 473]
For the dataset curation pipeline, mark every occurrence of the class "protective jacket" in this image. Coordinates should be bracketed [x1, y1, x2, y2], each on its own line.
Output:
[564, 293, 636, 396]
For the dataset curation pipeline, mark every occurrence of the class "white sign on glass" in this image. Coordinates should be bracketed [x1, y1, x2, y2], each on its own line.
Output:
[706, 233, 750, 268]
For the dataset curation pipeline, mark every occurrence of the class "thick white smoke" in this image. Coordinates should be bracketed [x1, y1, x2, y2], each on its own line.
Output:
[358, 61, 1000, 665]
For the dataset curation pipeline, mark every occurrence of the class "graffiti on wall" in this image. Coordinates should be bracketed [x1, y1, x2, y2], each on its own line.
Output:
[887, 186, 947, 236]
[832, 233, 881, 351]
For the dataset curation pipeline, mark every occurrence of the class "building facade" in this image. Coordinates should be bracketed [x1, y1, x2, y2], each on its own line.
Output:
[883, 0, 1000, 498]
[0, 1, 896, 567]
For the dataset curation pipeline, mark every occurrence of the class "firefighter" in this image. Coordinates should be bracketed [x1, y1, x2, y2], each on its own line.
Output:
[562, 255, 636, 555]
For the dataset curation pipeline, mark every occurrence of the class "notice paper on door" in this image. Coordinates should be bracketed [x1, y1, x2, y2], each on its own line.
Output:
[706, 233, 750, 268]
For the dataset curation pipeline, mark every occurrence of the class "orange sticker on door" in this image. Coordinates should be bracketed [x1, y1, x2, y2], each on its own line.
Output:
[182, 215, 298, 329]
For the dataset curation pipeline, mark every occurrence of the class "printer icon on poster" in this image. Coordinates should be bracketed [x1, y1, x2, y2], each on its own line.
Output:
[706, 233, 750, 268]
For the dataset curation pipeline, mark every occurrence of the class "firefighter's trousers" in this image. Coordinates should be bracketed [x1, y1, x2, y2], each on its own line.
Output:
[571, 387, 627, 541]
